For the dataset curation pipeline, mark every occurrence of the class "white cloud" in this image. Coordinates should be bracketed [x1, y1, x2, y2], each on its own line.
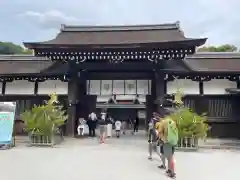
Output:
[1, 0, 240, 46]
[21, 10, 79, 29]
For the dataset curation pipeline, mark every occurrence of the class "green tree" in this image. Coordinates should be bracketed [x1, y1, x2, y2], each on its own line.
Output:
[197, 44, 238, 52]
[0, 41, 32, 54]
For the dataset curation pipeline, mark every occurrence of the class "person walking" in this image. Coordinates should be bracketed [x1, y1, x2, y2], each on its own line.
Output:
[99, 112, 107, 143]
[148, 113, 159, 160]
[122, 119, 127, 135]
[157, 116, 178, 178]
[106, 116, 113, 138]
[115, 120, 122, 138]
[132, 116, 139, 135]
[88, 112, 97, 137]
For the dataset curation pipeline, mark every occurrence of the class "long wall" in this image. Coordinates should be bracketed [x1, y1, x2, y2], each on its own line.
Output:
[2, 79, 236, 96]
[1, 79, 237, 116]
[2, 79, 239, 138]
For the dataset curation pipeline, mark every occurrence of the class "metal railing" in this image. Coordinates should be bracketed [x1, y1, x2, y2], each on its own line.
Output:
[29, 128, 64, 147]
[176, 137, 199, 151]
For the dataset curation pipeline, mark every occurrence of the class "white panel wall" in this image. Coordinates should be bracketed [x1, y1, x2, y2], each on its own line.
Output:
[87, 80, 151, 95]
[137, 80, 149, 94]
[113, 80, 124, 94]
[125, 80, 136, 94]
[203, 79, 236, 95]
[167, 79, 199, 94]
[5, 80, 34, 94]
[101, 80, 112, 95]
[89, 80, 100, 95]
[38, 80, 68, 95]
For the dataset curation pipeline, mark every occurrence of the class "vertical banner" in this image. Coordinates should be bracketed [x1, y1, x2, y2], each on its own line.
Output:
[0, 102, 16, 145]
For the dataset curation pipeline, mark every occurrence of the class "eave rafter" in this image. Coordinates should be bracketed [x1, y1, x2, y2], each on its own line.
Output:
[0, 74, 69, 83]
[165, 74, 240, 82]
[34, 46, 195, 64]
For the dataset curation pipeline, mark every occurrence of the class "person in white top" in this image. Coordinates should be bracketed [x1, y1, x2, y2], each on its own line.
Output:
[115, 120, 122, 138]
[89, 112, 97, 120]
[77, 118, 86, 136]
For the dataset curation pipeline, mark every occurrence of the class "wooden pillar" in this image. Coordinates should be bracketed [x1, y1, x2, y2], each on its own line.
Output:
[66, 58, 87, 136]
[146, 95, 154, 122]
[76, 73, 87, 120]
[66, 74, 79, 137]
[151, 71, 165, 117]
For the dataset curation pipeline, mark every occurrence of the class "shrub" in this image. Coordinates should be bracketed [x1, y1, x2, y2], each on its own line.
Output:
[20, 94, 68, 136]
[167, 89, 208, 139]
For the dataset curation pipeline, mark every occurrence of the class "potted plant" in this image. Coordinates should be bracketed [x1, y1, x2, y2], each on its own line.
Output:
[20, 93, 68, 146]
[168, 89, 208, 149]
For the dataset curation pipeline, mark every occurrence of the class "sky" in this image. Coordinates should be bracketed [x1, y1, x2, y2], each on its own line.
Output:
[0, 0, 240, 47]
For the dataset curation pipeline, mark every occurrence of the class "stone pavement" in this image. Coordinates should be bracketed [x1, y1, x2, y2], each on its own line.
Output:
[1, 134, 240, 180]
[13, 130, 240, 149]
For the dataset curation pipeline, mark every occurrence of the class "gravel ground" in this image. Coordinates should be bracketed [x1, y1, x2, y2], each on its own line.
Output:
[1, 135, 239, 180]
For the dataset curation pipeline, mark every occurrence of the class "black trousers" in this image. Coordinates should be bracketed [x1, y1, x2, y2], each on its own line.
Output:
[89, 127, 95, 137]
[133, 124, 138, 132]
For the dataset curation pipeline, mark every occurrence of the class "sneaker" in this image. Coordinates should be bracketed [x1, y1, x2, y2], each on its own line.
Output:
[168, 172, 176, 178]
[166, 169, 171, 174]
[148, 157, 153, 160]
[158, 165, 166, 169]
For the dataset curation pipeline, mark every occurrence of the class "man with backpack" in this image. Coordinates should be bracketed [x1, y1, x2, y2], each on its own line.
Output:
[156, 115, 178, 178]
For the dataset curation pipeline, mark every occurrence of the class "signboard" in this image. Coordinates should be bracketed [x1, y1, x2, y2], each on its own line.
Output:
[0, 102, 16, 145]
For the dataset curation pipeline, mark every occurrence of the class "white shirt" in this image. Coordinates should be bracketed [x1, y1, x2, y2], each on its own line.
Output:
[115, 121, 122, 130]
[89, 112, 97, 120]
[101, 112, 107, 120]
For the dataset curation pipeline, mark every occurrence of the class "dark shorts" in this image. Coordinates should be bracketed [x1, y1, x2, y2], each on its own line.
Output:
[163, 143, 175, 158]
[160, 145, 164, 154]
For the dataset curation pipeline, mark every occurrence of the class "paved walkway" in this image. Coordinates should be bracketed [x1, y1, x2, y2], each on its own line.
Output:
[1, 135, 240, 180]
[14, 130, 240, 149]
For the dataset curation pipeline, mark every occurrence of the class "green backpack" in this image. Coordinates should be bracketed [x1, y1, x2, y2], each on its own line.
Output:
[166, 118, 178, 146]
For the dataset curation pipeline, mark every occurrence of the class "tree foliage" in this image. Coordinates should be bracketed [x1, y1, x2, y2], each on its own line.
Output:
[20, 94, 68, 136]
[166, 90, 208, 139]
[169, 108, 208, 139]
[0, 41, 32, 54]
[197, 44, 238, 52]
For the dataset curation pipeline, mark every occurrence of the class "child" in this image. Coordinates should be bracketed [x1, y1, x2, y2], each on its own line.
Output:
[115, 120, 122, 138]
[77, 118, 86, 136]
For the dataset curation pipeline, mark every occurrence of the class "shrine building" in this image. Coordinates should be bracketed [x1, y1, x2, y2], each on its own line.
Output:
[1, 22, 240, 138]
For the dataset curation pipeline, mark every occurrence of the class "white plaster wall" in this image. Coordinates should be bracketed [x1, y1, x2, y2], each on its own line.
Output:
[5, 80, 34, 94]
[113, 80, 124, 94]
[203, 79, 237, 95]
[167, 79, 199, 94]
[38, 80, 68, 95]
[101, 80, 112, 95]
[88, 80, 151, 95]
[137, 80, 149, 95]
[125, 80, 136, 94]
[89, 80, 100, 95]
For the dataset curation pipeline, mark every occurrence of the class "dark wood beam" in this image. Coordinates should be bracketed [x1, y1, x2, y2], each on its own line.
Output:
[76, 62, 161, 71]
[88, 72, 153, 80]
[2, 81, 6, 95]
